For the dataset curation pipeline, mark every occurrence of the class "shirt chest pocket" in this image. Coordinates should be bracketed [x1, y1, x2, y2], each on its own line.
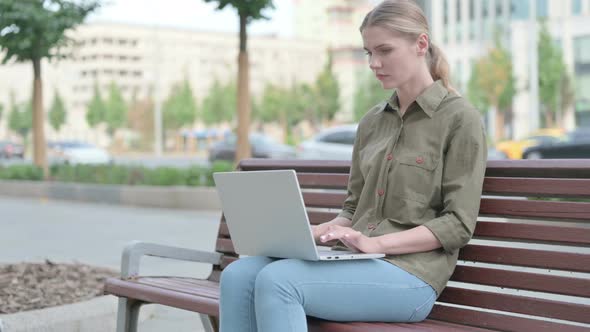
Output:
[389, 152, 440, 204]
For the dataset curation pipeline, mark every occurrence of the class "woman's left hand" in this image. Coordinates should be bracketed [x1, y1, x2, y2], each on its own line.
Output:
[319, 225, 382, 254]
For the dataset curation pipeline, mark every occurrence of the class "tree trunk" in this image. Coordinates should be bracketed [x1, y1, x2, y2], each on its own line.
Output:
[235, 14, 251, 164]
[544, 109, 554, 128]
[32, 58, 48, 178]
[494, 106, 505, 141]
[280, 111, 288, 144]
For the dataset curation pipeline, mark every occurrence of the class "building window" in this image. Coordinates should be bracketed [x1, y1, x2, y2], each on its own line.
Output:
[537, 0, 548, 17]
[574, 36, 590, 65]
[573, 0, 582, 15]
[510, 0, 528, 19]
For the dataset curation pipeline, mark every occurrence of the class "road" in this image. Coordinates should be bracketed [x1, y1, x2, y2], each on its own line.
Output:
[0, 196, 221, 331]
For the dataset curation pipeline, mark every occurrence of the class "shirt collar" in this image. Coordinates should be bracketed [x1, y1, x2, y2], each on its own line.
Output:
[381, 80, 448, 118]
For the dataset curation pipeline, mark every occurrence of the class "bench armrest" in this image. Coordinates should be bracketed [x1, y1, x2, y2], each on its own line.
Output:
[120, 241, 223, 278]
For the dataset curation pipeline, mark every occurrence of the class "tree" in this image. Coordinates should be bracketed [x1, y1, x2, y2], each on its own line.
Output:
[204, 0, 275, 164]
[49, 90, 67, 132]
[538, 20, 574, 128]
[104, 82, 127, 137]
[86, 83, 106, 128]
[127, 89, 155, 151]
[467, 35, 516, 141]
[314, 55, 340, 124]
[162, 78, 198, 133]
[201, 79, 236, 125]
[353, 71, 392, 122]
[0, 0, 100, 175]
[8, 94, 32, 143]
[254, 83, 304, 142]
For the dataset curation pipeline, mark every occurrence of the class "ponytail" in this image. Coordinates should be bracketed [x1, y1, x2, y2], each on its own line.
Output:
[428, 43, 457, 94]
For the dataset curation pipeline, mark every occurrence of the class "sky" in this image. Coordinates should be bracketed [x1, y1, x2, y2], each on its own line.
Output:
[87, 0, 295, 37]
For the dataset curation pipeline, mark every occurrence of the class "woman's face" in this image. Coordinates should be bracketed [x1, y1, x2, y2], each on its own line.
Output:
[362, 25, 423, 90]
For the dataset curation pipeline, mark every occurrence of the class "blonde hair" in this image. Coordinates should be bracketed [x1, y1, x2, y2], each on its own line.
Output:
[360, 0, 455, 93]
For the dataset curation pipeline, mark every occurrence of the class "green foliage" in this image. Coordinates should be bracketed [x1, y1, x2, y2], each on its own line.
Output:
[353, 71, 391, 121]
[466, 36, 516, 112]
[163, 78, 198, 130]
[203, 0, 274, 24]
[86, 84, 105, 128]
[201, 79, 235, 125]
[45, 163, 234, 186]
[538, 20, 573, 124]
[0, 164, 43, 181]
[8, 95, 32, 140]
[315, 55, 340, 122]
[104, 82, 127, 137]
[0, 0, 101, 64]
[49, 90, 67, 132]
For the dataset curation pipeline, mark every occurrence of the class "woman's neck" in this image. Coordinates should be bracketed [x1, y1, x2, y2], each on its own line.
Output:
[396, 68, 435, 114]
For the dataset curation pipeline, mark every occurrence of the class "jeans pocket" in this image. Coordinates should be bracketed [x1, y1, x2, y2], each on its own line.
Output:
[407, 288, 436, 322]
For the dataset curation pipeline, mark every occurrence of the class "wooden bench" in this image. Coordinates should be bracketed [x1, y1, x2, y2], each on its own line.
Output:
[104, 158, 590, 332]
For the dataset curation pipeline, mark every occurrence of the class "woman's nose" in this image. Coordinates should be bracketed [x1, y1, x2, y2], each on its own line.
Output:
[369, 57, 381, 70]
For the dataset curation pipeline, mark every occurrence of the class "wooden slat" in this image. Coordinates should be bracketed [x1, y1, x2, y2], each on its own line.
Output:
[438, 287, 590, 324]
[219, 256, 237, 270]
[104, 277, 220, 317]
[218, 222, 230, 238]
[485, 159, 590, 178]
[297, 173, 349, 189]
[239, 159, 351, 173]
[429, 304, 589, 332]
[308, 317, 495, 332]
[483, 177, 590, 197]
[459, 244, 590, 273]
[308, 211, 339, 225]
[479, 198, 590, 221]
[473, 221, 590, 245]
[215, 238, 235, 255]
[302, 192, 346, 208]
[450, 265, 590, 297]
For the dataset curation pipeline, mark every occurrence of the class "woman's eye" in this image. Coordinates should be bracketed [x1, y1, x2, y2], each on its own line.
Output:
[364, 51, 372, 56]
[379, 49, 392, 54]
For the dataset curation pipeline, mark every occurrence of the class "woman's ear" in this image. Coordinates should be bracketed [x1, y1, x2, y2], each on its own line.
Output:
[416, 33, 429, 56]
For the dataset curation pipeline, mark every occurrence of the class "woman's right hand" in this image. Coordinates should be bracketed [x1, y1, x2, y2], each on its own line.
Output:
[311, 216, 352, 242]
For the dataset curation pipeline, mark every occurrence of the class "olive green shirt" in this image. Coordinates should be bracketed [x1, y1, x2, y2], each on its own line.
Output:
[337, 80, 487, 296]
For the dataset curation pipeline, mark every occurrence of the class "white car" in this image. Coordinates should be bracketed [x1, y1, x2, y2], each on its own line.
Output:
[48, 141, 112, 165]
[296, 125, 358, 160]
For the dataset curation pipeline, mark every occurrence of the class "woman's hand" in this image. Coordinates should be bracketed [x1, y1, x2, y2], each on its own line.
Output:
[311, 216, 352, 242]
[318, 224, 382, 254]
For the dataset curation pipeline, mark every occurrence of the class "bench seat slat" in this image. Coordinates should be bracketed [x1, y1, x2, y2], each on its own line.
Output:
[439, 287, 590, 324]
[450, 265, 590, 297]
[429, 304, 590, 332]
[308, 317, 495, 332]
[473, 221, 590, 245]
[303, 192, 347, 208]
[239, 159, 351, 173]
[483, 177, 590, 197]
[104, 277, 220, 317]
[459, 244, 590, 272]
[484, 159, 590, 178]
[480, 198, 590, 221]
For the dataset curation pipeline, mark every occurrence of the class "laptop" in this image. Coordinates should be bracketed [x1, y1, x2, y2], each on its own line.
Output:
[213, 170, 385, 261]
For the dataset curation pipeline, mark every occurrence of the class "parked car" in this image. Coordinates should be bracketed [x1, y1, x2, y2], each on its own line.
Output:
[487, 146, 509, 160]
[495, 128, 565, 159]
[522, 128, 590, 159]
[0, 141, 24, 159]
[296, 125, 358, 160]
[47, 141, 112, 165]
[208, 133, 296, 163]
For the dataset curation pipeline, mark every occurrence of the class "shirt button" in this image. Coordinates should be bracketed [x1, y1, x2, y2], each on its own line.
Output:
[377, 189, 385, 196]
[386, 153, 393, 161]
[416, 156, 424, 164]
[367, 223, 376, 230]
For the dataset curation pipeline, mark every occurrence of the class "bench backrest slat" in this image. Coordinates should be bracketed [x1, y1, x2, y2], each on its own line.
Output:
[452, 265, 590, 297]
[210, 159, 590, 330]
[439, 287, 590, 324]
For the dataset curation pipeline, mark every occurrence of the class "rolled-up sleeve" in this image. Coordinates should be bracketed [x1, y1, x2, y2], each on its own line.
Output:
[338, 131, 364, 220]
[423, 117, 487, 253]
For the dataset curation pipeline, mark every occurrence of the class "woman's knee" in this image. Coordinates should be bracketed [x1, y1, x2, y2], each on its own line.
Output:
[254, 259, 305, 300]
[221, 256, 273, 288]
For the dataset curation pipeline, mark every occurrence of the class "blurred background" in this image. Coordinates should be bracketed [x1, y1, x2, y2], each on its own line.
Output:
[1, 0, 589, 172]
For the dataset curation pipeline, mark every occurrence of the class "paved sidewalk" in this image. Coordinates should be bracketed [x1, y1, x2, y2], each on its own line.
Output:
[0, 196, 221, 331]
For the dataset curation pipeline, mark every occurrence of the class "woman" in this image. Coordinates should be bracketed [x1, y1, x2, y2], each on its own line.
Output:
[219, 1, 487, 331]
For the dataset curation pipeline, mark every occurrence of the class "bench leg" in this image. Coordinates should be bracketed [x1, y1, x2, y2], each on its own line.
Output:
[199, 314, 219, 332]
[116, 298, 143, 332]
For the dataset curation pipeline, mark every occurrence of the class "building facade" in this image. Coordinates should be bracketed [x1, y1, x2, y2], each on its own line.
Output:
[0, 22, 326, 145]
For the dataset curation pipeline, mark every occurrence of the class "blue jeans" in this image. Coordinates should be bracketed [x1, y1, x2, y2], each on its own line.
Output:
[219, 256, 436, 332]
